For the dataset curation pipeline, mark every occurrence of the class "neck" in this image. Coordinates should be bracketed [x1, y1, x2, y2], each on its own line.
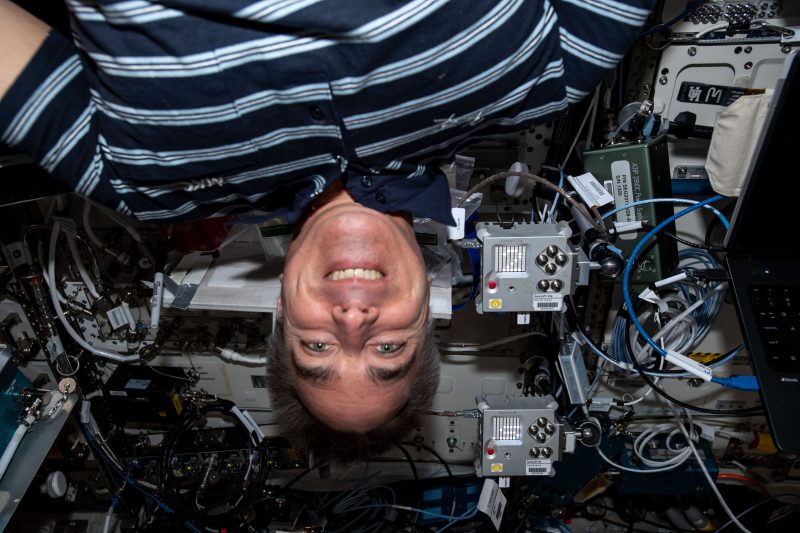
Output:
[300, 180, 413, 229]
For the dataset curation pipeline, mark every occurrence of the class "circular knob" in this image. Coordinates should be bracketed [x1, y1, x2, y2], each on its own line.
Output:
[544, 263, 557, 275]
[541, 447, 553, 458]
[529, 447, 540, 458]
[555, 253, 568, 266]
[537, 280, 550, 292]
[535, 432, 547, 443]
[545, 423, 556, 435]
[536, 254, 548, 266]
[546, 245, 558, 257]
[537, 417, 548, 427]
[528, 424, 539, 436]
[42, 471, 68, 499]
[550, 279, 563, 292]
[577, 418, 603, 448]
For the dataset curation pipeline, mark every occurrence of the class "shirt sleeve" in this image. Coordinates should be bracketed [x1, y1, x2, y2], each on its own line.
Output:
[553, 0, 655, 102]
[0, 29, 110, 203]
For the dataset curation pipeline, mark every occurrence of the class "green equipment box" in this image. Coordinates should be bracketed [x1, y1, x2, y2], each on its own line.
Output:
[583, 136, 678, 285]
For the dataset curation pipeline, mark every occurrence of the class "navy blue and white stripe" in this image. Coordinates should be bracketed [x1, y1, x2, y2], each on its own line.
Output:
[0, 0, 654, 225]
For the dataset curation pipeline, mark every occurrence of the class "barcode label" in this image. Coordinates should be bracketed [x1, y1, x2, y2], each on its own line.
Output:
[567, 172, 614, 208]
[477, 479, 507, 531]
[533, 293, 563, 311]
[526, 459, 553, 476]
[589, 180, 606, 195]
[611, 161, 637, 241]
[107, 305, 128, 331]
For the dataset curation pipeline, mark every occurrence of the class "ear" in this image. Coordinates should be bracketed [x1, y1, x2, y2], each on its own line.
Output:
[276, 294, 283, 315]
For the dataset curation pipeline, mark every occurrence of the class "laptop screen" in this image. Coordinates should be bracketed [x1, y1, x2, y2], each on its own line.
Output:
[725, 52, 800, 257]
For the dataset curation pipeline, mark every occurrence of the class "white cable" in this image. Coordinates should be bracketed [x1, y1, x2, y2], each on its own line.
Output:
[585, 86, 600, 147]
[49, 223, 140, 363]
[695, 20, 729, 39]
[440, 331, 548, 353]
[150, 272, 164, 331]
[121, 301, 136, 331]
[216, 347, 266, 365]
[561, 90, 597, 167]
[102, 504, 114, 533]
[601, 198, 728, 226]
[0, 421, 31, 479]
[654, 272, 688, 288]
[82, 201, 104, 248]
[632, 422, 695, 469]
[596, 446, 686, 474]
[671, 405, 754, 533]
[65, 231, 101, 299]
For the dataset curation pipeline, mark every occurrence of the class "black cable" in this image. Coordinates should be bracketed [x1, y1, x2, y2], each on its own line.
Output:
[566, 297, 762, 415]
[642, 223, 725, 252]
[578, 502, 698, 533]
[640, 0, 705, 37]
[283, 460, 328, 491]
[394, 443, 420, 529]
[401, 441, 457, 520]
[158, 399, 270, 526]
[394, 443, 419, 482]
[576, 510, 653, 533]
[704, 202, 736, 249]
[622, 310, 763, 416]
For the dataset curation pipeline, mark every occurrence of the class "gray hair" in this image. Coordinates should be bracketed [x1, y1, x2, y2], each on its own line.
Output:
[265, 316, 440, 463]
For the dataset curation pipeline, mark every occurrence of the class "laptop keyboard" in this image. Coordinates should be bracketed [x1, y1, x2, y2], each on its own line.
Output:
[749, 285, 800, 373]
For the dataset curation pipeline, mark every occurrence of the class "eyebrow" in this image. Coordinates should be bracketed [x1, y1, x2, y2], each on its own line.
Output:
[291, 356, 339, 383]
[290, 353, 416, 384]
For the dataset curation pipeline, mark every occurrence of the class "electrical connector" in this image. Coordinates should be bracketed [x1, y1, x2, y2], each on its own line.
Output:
[711, 375, 760, 392]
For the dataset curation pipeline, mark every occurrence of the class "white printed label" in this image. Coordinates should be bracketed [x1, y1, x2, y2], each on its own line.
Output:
[447, 207, 466, 240]
[2, 242, 30, 270]
[533, 293, 563, 312]
[696, 421, 716, 442]
[108, 390, 127, 397]
[125, 379, 151, 390]
[525, 459, 553, 476]
[567, 172, 614, 208]
[611, 160, 636, 241]
[477, 479, 507, 531]
[666, 350, 713, 381]
[107, 305, 128, 331]
[47, 335, 65, 362]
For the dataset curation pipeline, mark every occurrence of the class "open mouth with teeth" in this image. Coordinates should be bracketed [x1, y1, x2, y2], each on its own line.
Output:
[327, 268, 385, 281]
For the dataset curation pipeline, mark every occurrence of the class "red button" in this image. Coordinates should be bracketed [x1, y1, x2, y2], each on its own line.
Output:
[487, 447, 495, 456]
[488, 280, 497, 290]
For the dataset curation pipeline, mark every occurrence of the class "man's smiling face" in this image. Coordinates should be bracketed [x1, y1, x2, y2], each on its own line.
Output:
[278, 188, 430, 432]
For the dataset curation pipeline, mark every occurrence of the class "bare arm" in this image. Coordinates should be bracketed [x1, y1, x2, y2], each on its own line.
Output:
[0, 0, 50, 101]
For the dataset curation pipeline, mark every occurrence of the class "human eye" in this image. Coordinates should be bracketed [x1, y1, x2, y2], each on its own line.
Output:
[375, 343, 405, 355]
[304, 341, 331, 353]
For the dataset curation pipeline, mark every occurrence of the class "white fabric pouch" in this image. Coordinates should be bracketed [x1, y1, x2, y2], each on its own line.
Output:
[705, 89, 773, 197]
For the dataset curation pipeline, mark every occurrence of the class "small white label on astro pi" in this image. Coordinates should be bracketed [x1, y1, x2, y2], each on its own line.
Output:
[533, 293, 563, 311]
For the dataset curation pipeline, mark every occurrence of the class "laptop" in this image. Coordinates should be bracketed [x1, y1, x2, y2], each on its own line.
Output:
[726, 51, 800, 453]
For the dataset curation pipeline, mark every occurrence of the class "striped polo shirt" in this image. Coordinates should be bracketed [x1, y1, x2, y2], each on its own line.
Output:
[0, 0, 653, 225]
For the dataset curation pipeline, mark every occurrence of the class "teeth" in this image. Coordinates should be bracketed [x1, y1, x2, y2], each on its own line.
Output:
[329, 268, 383, 281]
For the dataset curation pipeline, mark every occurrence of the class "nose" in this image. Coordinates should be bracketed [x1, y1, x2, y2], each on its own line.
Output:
[332, 304, 379, 332]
